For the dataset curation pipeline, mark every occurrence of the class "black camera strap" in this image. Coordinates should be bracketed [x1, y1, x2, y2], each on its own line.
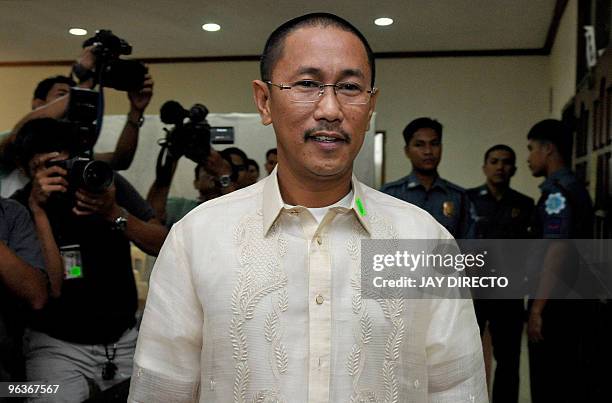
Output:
[102, 343, 118, 380]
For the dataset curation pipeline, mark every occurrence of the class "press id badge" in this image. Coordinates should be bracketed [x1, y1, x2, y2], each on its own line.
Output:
[60, 244, 84, 279]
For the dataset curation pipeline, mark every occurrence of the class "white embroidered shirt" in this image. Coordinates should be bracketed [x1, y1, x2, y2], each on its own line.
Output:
[128, 171, 487, 403]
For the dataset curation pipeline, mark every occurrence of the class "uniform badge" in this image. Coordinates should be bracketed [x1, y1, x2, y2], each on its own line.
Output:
[443, 201, 455, 217]
[544, 192, 566, 215]
[511, 208, 520, 218]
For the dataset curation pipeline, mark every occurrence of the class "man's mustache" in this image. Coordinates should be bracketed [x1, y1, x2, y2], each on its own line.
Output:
[303, 124, 352, 143]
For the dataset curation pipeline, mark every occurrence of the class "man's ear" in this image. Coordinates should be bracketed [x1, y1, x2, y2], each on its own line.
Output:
[543, 142, 554, 157]
[252, 80, 272, 126]
[404, 145, 411, 159]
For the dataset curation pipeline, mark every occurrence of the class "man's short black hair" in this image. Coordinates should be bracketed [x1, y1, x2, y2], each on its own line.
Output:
[484, 144, 516, 165]
[220, 147, 248, 165]
[266, 148, 277, 159]
[247, 158, 259, 172]
[527, 119, 573, 163]
[403, 117, 443, 146]
[33, 76, 75, 101]
[260, 13, 376, 87]
[11, 118, 77, 171]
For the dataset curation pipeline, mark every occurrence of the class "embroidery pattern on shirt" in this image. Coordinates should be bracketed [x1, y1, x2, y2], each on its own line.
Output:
[347, 215, 404, 403]
[230, 212, 288, 403]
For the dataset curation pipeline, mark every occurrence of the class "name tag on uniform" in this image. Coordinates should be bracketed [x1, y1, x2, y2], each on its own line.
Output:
[60, 244, 84, 279]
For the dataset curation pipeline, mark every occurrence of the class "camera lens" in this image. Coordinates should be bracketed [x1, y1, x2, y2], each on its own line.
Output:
[81, 160, 114, 192]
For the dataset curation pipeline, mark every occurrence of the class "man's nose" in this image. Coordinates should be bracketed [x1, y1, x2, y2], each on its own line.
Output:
[313, 87, 344, 121]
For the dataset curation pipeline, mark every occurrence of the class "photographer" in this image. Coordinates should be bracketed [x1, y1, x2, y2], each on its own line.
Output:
[146, 148, 238, 229]
[0, 40, 154, 197]
[146, 101, 241, 228]
[10, 118, 167, 402]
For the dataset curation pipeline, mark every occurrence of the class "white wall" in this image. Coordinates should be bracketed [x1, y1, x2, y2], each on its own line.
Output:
[550, 0, 578, 118]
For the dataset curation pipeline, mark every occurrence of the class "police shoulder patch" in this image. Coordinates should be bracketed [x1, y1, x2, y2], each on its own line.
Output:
[544, 192, 566, 215]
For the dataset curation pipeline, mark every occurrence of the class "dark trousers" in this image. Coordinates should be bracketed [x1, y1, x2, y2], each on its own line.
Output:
[474, 299, 524, 403]
[527, 300, 586, 403]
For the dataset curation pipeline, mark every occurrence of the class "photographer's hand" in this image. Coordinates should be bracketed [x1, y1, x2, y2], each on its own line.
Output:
[205, 150, 236, 195]
[74, 185, 168, 255]
[73, 185, 117, 219]
[28, 152, 69, 211]
[128, 72, 154, 113]
[73, 45, 97, 89]
[205, 150, 233, 177]
[78, 45, 97, 71]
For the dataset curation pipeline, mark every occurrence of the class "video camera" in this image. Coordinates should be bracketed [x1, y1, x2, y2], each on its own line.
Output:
[64, 30, 147, 153]
[159, 100, 235, 164]
[83, 29, 147, 92]
[160, 101, 212, 163]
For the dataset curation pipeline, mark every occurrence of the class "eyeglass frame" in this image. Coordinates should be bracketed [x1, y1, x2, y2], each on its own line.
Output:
[265, 80, 377, 105]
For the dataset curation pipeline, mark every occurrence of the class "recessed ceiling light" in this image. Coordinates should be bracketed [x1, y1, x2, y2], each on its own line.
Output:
[69, 28, 88, 36]
[202, 23, 221, 32]
[374, 17, 394, 27]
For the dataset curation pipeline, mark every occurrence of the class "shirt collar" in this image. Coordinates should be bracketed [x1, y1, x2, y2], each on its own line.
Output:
[539, 167, 572, 190]
[262, 166, 372, 236]
[406, 171, 448, 193]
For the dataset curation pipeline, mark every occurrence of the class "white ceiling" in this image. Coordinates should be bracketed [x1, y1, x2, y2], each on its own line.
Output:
[0, 0, 558, 63]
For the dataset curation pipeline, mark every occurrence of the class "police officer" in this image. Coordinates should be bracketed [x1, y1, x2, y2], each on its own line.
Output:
[467, 144, 534, 403]
[526, 119, 594, 403]
[381, 117, 472, 238]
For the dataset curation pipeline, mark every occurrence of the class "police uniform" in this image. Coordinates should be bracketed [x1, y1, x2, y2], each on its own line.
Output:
[381, 171, 473, 238]
[467, 184, 534, 403]
[529, 167, 594, 403]
[468, 185, 534, 239]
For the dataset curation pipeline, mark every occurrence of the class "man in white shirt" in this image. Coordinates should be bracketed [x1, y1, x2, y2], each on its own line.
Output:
[129, 12, 487, 403]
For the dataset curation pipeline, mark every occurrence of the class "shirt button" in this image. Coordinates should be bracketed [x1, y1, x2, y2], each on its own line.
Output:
[316, 236, 322, 245]
[315, 295, 324, 305]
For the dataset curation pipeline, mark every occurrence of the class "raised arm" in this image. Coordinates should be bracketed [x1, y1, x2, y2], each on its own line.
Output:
[95, 72, 154, 170]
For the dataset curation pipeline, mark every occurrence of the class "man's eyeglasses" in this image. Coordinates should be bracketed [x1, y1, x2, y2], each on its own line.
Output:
[266, 80, 377, 105]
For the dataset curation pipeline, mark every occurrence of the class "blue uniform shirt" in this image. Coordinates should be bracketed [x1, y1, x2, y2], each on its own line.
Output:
[381, 171, 474, 238]
[467, 185, 534, 239]
[527, 168, 595, 301]
[535, 167, 593, 239]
